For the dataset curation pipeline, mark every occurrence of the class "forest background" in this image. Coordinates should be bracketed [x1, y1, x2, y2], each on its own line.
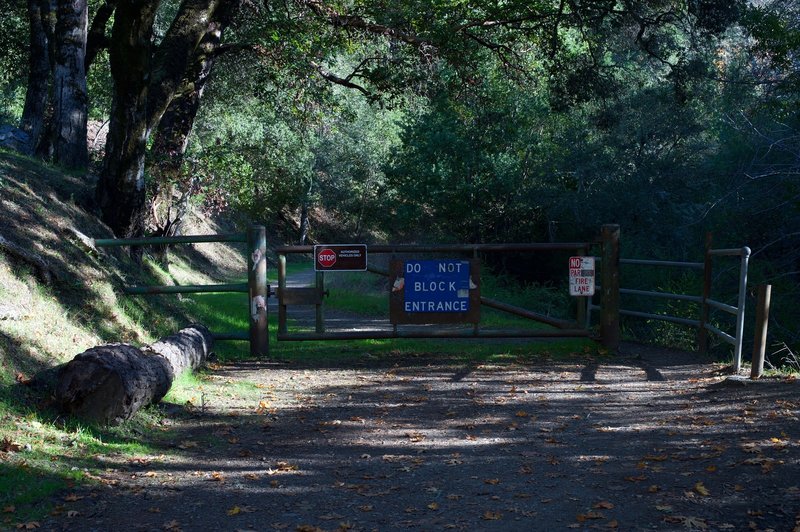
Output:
[0, 0, 798, 358]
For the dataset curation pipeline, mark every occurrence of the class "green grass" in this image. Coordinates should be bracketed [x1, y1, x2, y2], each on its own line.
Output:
[0, 387, 165, 526]
[174, 264, 596, 364]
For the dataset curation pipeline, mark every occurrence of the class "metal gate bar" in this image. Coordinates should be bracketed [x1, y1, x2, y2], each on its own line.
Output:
[589, 236, 751, 371]
[279, 329, 591, 341]
[276, 241, 596, 343]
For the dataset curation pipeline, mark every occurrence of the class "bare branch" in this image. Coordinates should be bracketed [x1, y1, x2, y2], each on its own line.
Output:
[85, 0, 117, 70]
[311, 60, 371, 96]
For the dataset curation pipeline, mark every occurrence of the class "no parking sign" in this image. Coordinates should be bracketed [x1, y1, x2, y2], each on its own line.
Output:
[569, 256, 595, 296]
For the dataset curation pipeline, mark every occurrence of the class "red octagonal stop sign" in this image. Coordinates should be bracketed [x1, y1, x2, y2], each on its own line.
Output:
[317, 248, 337, 268]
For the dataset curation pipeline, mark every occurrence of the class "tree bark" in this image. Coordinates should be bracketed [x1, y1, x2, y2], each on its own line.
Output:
[51, 0, 89, 169]
[95, 0, 159, 240]
[54, 324, 213, 425]
[96, 0, 236, 240]
[147, 14, 235, 264]
[20, 0, 55, 157]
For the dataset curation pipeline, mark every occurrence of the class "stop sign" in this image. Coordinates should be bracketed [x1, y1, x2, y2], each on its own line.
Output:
[317, 248, 337, 268]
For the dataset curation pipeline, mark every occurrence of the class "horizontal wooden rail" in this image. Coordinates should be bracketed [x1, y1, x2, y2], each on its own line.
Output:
[124, 283, 248, 295]
[480, 297, 575, 329]
[278, 328, 592, 341]
[95, 233, 247, 247]
[212, 331, 249, 341]
[276, 243, 592, 254]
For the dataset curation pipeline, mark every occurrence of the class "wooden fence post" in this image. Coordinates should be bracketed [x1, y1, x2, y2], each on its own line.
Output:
[278, 254, 287, 335]
[698, 232, 713, 355]
[600, 224, 620, 351]
[315, 271, 325, 334]
[248, 224, 269, 357]
[750, 284, 772, 380]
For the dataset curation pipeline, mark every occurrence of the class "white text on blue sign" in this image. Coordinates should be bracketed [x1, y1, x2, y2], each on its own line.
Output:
[404, 260, 471, 313]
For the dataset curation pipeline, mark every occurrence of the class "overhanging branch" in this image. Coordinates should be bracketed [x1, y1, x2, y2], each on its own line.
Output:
[311, 60, 371, 96]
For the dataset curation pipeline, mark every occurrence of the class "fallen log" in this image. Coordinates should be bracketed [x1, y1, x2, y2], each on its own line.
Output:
[54, 324, 212, 425]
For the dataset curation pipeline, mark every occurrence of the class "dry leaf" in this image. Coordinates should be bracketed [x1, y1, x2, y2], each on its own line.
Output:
[66, 511, 79, 518]
[593, 501, 615, 510]
[484, 478, 500, 485]
[1, 438, 22, 453]
[406, 432, 426, 442]
[227, 506, 241, 516]
[15, 522, 40, 530]
[358, 505, 373, 512]
[515, 410, 529, 418]
[693, 482, 710, 496]
[482, 511, 502, 520]
[209, 472, 224, 482]
[427, 503, 439, 510]
[577, 512, 604, 522]
[63, 494, 83, 502]
[3, 506, 15, 514]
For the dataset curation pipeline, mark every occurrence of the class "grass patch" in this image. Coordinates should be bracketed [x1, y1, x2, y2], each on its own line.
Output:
[0, 385, 164, 526]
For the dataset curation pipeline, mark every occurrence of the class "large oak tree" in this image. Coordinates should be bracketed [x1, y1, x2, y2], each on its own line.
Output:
[21, 0, 747, 239]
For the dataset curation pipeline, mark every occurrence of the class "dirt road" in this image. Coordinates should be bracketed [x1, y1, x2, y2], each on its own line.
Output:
[42, 343, 800, 531]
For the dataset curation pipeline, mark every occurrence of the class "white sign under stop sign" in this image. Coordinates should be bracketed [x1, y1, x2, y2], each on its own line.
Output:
[569, 256, 595, 296]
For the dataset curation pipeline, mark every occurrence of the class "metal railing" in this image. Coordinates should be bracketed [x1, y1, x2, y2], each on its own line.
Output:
[589, 238, 751, 371]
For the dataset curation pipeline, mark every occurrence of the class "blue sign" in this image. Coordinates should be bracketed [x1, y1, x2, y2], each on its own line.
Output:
[403, 260, 471, 313]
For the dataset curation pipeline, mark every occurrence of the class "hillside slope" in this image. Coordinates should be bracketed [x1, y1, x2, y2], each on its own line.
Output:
[0, 149, 250, 524]
[0, 149, 246, 385]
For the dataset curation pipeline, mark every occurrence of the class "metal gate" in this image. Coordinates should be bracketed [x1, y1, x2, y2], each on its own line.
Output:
[273, 224, 622, 349]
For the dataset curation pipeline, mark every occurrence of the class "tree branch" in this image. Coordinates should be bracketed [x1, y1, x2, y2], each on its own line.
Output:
[298, 0, 429, 48]
[311, 60, 371, 96]
[85, 0, 117, 70]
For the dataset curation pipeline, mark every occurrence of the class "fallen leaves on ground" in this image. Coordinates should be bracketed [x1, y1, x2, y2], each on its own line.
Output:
[664, 515, 707, 530]
[406, 432, 426, 442]
[593, 501, 615, 510]
[1, 438, 22, 453]
[482, 511, 502, 520]
[693, 482, 710, 496]
[577, 512, 605, 522]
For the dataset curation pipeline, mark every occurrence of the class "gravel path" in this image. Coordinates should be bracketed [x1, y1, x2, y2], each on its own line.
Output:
[42, 344, 800, 531]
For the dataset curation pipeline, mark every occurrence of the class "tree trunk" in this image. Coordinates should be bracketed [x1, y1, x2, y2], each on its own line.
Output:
[95, 0, 159, 239]
[20, 0, 55, 156]
[51, 0, 89, 169]
[96, 0, 235, 240]
[54, 324, 213, 425]
[147, 17, 231, 264]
